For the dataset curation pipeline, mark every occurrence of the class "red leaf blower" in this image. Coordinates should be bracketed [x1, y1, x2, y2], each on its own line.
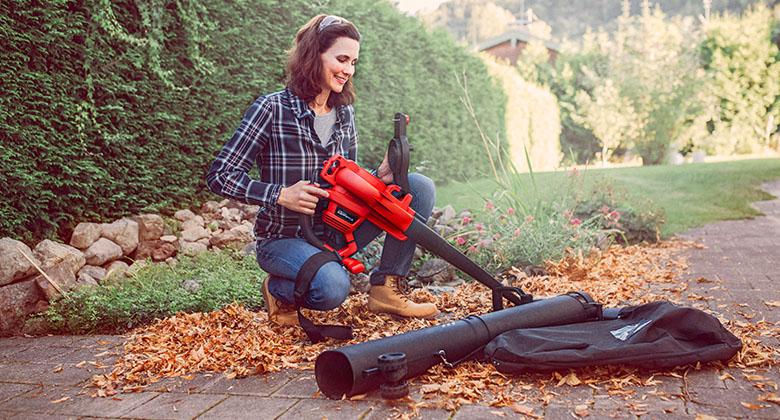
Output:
[293, 113, 531, 343]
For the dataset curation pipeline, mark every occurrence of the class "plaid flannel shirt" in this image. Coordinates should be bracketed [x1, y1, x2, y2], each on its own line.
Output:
[206, 88, 358, 239]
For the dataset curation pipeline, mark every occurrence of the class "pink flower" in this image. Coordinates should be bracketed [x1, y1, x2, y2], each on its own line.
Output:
[475, 223, 484, 231]
[485, 200, 495, 211]
[493, 233, 501, 241]
[467, 245, 478, 254]
[461, 216, 472, 225]
[524, 215, 534, 224]
[455, 236, 466, 246]
[570, 218, 582, 226]
[513, 228, 522, 237]
[608, 210, 621, 221]
[507, 207, 515, 216]
[568, 167, 580, 178]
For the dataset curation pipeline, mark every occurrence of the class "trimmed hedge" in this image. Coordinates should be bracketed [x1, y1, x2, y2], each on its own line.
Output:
[1, 0, 505, 243]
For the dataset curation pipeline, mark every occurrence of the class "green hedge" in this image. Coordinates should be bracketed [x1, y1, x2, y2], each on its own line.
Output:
[0, 0, 505, 243]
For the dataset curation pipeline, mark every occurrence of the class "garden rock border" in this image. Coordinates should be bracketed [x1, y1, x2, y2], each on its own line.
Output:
[0, 201, 478, 336]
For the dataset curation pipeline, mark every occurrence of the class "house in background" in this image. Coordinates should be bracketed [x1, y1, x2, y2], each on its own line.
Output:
[477, 9, 559, 65]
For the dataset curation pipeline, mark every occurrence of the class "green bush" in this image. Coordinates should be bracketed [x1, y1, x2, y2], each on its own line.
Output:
[1, 0, 506, 243]
[38, 251, 264, 334]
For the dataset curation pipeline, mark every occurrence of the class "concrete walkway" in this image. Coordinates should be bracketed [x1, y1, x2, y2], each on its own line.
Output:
[1, 181, 779, 419]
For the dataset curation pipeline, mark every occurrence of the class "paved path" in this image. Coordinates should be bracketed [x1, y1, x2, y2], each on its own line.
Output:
[1, 181, 779, 419]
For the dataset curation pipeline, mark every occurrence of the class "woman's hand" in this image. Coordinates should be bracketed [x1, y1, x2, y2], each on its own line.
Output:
[376, 152, 394, 184]
[277, 181, 329, 214]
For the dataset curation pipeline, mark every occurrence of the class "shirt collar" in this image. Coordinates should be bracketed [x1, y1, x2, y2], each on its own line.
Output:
[285, 87, 347, 123]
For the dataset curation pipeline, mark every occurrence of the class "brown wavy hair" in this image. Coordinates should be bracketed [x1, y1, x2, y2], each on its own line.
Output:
[286, 14, 361, 108]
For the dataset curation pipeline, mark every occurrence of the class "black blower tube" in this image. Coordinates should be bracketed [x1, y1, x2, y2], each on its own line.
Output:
[315, 292, 601, 399]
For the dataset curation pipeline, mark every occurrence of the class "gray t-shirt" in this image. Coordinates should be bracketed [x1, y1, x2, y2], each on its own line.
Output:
[313, 109, 336, 147]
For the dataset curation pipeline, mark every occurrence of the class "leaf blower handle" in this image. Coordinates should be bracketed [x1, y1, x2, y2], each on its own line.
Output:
[388, 113, 411, 194]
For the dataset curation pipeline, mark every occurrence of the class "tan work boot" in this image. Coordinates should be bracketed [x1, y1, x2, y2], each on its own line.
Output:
[368, 275, 439, 319]
[262, 280, 299, 327]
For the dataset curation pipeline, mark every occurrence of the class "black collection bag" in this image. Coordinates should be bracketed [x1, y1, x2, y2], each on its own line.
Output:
[484, 301, 742, 373]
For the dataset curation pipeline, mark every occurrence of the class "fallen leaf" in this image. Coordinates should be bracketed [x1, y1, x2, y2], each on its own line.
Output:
[695, 415, 718, 420]
[764, 301, 780, 308]
[50, 396, 70, 404]
[740, 401, 764, 410]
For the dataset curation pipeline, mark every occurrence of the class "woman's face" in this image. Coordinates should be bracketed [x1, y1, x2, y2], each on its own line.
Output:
[319, 36, 360, 95]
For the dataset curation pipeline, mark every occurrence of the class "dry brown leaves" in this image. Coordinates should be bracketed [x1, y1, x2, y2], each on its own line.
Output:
[92, 240, 780, 413]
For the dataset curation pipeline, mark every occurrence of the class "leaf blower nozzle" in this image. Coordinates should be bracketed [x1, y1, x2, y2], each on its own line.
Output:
[315, 292, 602, 399]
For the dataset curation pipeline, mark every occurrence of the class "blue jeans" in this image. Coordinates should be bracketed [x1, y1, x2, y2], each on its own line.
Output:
[255, 173, 436, 311]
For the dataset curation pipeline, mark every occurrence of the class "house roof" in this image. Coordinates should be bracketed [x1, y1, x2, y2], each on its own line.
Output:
[476, 28, 560, 52]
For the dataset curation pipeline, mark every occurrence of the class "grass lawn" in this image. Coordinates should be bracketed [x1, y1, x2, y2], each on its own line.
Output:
[436, 158, 780, 237]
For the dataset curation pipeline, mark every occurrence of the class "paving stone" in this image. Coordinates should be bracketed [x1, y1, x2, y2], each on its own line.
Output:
[120, 391, 226, 419]
[683, 368, 727, 390]
[453, 403, 533, 419]
[0, 383, 37, 403]
[545, 403, 637, 419]
[0, 362, 96, 386]
[150, 373, 226, 394]
[196, 395, 297, 419]
[272, 373, 323, 399]
[72, 335, 125, 349]
[0, 345, 80, 364]
[277, 398, 373, 420]
[365, 402, 451, 420]
[0, 385, 157, 417]
[206, 370, 298, 396]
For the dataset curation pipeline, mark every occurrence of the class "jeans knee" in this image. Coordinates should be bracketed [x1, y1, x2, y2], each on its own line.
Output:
[307, 263, 350, 310]
[408, 173, 436, 216]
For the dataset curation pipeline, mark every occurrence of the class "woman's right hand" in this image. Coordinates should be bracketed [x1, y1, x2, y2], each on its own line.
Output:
[277, 180, 329, 214]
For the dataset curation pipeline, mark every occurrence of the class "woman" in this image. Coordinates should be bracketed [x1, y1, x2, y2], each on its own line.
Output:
[206, 15, 438, 327]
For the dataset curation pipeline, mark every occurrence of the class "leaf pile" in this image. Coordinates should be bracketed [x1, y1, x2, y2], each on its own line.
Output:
[92, 241, 780, 414]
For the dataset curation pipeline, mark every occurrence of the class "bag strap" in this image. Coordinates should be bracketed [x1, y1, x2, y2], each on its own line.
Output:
[294, 251, 354, 343]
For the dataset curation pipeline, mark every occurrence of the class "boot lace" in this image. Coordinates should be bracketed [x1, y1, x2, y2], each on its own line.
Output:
[392, 276, 411, 296]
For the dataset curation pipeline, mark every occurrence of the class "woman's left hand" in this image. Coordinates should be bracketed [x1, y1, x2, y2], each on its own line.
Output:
[377, 152, 393, 184]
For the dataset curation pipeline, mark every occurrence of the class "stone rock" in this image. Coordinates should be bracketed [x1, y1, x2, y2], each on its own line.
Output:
[180, 226, 210, 242]
[434, 224, 456, 237]
[210, 226, 253, 249]
[349, 273, 371, 294]
[101, 218, 139, 255]
[106, 261, 130, 279]
[78, 265, 107, 284]
[174, 209, 196, 222]
[669, 152, 685, 165]
[33, 239, 85, 276]
[160, 235, 178, 243]
[425, 285, 457, 295]
[0, 238, 39, 286]
[437, 205, 456, 225]
[181, 279, 201, 293]
[0, 279, 45, 336]
[242, 241, 257, 257]
[133, 214, 165, 241]
[180, 215, 205, 232]
[69, 222, 102, 249]
[200, 200, 221, 214]
[127, 260, 149, 276]
[692, 150, 706, 163]
[416, 258, 455, 285]
[195, 237, 211, 246]
[221, 207, 242, 222]
[180, 241, 208, 256]
[153, 242, 178, 262]
[135, 240, 178, 262]
[242, 205, 260, 220]
[33, 261, 78, 301]
[84, 238, 123, 266]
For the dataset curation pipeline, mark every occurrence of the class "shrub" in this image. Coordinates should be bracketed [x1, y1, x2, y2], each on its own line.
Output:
[1, 0, 506, 243]
[38, 251, 264, 334]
